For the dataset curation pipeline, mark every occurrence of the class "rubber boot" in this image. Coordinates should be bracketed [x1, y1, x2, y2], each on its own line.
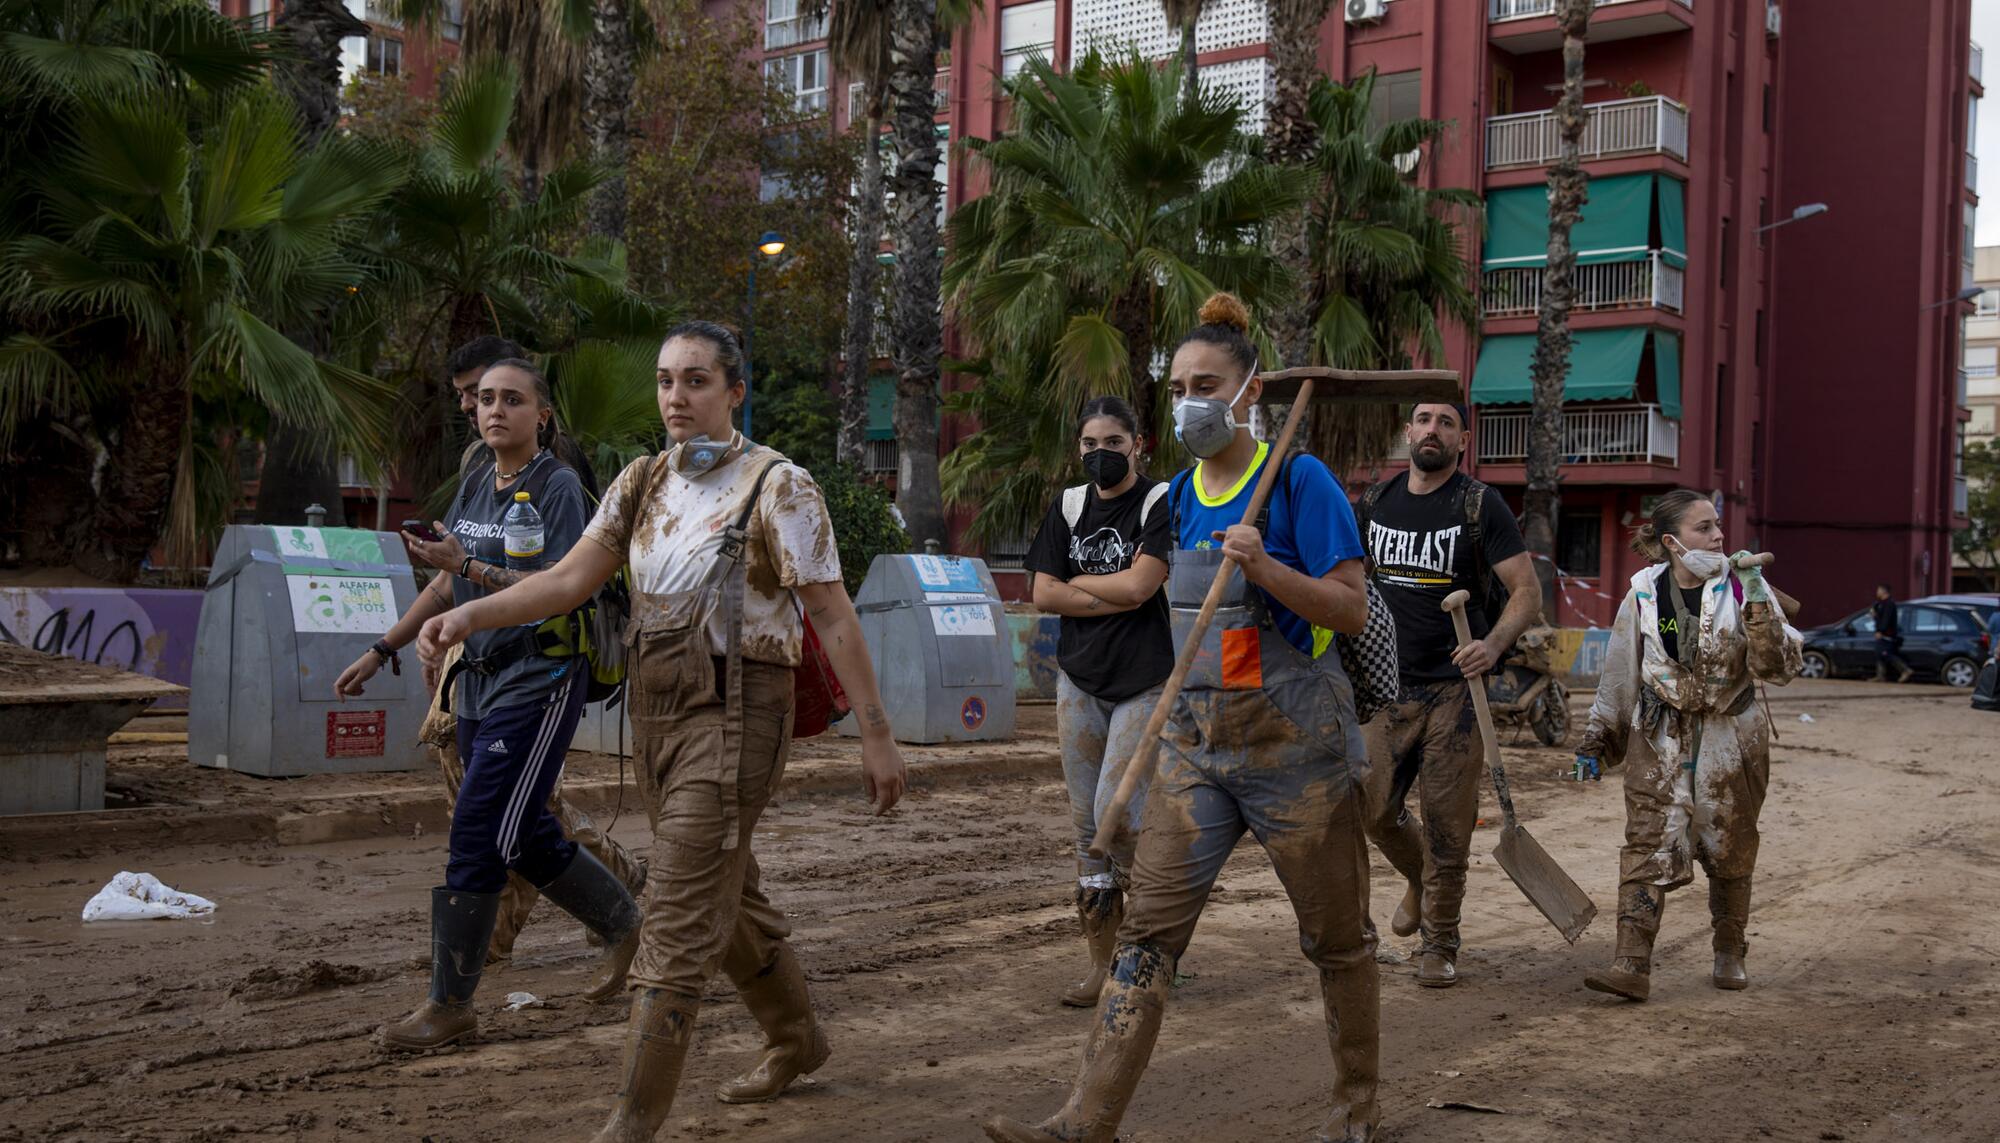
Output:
[1584, 883, 1664, 1002]
[381, 887, 501, 1050]
[1874, 662, 1888, 682]
[1312, 963, 1381, 1143]
[1060, 887, 1122, 1008]
[590, 988, 700, 1143]
[535, 848, 644, 1002]
[1415, 949, 1457, 988]
[717, 944, 832, 1103]
[1390, 880, 1422, 939]
[983, 944, 1174, 1143]
[1710, 875, 1751, 991]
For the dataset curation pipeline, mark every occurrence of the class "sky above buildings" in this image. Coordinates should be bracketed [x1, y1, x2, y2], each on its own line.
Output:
[1979, 0, 1999, 242]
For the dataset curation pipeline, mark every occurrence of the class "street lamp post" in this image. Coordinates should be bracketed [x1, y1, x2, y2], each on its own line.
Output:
[1755, 202, 1829, 235]
[744, 230, 786, 440]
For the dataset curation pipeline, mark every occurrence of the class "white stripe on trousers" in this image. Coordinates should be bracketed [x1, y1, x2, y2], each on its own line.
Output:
[494, 674, 575, 866]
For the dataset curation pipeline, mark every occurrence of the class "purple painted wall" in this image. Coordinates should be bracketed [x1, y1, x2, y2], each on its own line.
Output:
[0, 588, 204, 708]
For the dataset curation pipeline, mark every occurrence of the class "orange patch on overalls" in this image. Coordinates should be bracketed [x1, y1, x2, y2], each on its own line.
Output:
[1221, 628, 1264, 690]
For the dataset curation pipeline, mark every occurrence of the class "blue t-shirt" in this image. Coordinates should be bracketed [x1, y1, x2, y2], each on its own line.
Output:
[1171, 441, 1366, 658]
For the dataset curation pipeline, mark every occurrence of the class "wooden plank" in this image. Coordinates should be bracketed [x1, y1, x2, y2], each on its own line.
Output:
[1254, 367, 1461, 406]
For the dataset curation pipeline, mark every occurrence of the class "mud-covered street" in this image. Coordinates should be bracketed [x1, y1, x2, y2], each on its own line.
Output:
[3, 681, 1997, 1142]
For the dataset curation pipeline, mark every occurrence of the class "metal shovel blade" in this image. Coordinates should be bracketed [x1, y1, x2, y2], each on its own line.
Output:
[1493, 822, 1597, 944]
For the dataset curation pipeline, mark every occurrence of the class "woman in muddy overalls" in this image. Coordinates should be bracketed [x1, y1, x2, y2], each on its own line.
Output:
[1575, 488, 1802, 1002]
[985, 294, 1380, 1143]
[1021, 396, 1173, 1008]
[418, 321, 908, 1142]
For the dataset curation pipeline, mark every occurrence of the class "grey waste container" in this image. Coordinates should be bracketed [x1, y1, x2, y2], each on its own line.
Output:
[188, 524, 428, 775]
[840, 554, 1015, 744]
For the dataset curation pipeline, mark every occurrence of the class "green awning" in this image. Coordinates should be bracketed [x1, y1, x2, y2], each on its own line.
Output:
[867, 374, 896, 441]
[1652, 330, 1682, 419]
[1482, 174, 1666, 268]
[1471, 327, 1652, 405]
[1658, 177, 1687, 269]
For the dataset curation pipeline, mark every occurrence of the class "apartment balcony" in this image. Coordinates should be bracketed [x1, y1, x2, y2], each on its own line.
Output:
[1956, 475, 1970, 517]
[865, 439, 899, 476]
[1969, 151, 1979, 194]
[1974, 41, 1985, 86]
[848, 69, 951, 124]
[1476, 404, 1681, 467]
[1482, 252, 1684, 318]
[1486, 96, 1689, 170]
[1489, 0, 1693, 53]
[766, 12, 828, 51]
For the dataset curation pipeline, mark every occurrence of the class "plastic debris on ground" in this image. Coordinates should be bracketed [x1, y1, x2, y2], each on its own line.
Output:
[1798, 713, 1816, 724]
[504, 991, 541, 1011]
[81, 872, 217, 922]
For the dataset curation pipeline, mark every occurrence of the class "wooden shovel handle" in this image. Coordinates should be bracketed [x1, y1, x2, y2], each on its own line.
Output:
[1731, 551, 1775, 570]
[1088, 378, 1317, 859]
[1443, 589, 1518, 830]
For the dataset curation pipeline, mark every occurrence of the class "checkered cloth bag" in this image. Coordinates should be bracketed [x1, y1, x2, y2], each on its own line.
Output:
[1338, 579, 1400, 724]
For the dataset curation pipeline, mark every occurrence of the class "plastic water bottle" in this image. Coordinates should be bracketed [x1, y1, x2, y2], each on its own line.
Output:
[502, 491, 544, 570]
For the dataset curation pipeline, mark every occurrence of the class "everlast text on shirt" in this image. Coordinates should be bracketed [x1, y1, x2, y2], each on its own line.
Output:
[1368, 521, 1463, 587]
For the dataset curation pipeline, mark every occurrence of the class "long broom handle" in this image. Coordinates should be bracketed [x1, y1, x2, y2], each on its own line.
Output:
[1444, 589, 1518, 832]
[1087, 378, 1317, 859]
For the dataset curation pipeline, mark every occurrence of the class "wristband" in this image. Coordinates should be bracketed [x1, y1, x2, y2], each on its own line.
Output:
[370, 640, 402, 676]
[460, 555, 476, 580]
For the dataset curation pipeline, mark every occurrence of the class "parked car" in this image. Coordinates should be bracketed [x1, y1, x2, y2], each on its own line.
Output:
[1911, 593, 2000, 632]
[1798, 603, 1992, 688]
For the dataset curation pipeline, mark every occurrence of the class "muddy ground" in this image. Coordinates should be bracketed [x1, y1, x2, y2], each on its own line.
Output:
[2, 681, 1997, 1142]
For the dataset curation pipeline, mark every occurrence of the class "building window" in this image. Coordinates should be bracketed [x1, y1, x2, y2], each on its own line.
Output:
[246, 0, 269, 30]
[441, 0, 464, 41]
[1557, 509, 1601, 579]
[765, 0, 827, 51]
[765, 49, 829, 116]
[1719, 216, 1732, 288]
[1714, 362, 1729, 466]
[366, 35, 401, 77]
[1966, 345, 1998, 377]
[1000, 0, 1056, 79]
[1979, 291, 2000, 318]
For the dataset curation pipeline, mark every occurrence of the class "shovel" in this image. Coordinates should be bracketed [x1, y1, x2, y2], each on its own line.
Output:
[1444, 589, 1597, 944]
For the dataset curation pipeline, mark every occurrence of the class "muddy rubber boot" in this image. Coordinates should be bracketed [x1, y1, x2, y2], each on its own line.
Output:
[590, 988, 700, 1143]
[1414, 949, 1457, 989]
[535, 848, 644, 1002]
[1710, 875, 1751, 991]
[1312, 961, 1380, 1142]
[1390, 880, 1422, 939]
[983, 943, 1174, 1143]
[1585, 883, 1663, 1002]
[1873, 662, 1888, 682]
[1060, 887, 1122, 1008]
[1898, 666, 1914, 684]
[717, 943, 832, 1103]
[381, 887, 501, 1050]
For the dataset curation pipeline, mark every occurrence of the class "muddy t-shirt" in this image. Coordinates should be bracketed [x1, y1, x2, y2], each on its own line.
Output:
[446, 452, 589, 719]
[1655, 572, 1706, 661]
[584, 445, 841, 667]
[1023, 477, 1174, 703]
[1364, 471, 1527, 682]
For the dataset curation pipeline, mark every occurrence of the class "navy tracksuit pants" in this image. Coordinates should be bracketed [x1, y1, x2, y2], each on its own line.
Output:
[447, 671, 588, 893]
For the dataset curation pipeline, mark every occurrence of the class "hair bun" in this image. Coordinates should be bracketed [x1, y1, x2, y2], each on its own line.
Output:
[1198, 292, 1251, 333]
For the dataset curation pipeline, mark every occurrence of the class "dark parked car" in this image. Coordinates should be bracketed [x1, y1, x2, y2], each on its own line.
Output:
[1911, 593, 2000, 632]
[1799, 603, 1992, 688]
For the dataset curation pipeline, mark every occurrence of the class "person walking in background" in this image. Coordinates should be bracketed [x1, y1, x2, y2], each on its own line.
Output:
[410, 337, 646, 969]
[1872, 584, 1913, 683]
[1022, 396, 1173, 1009]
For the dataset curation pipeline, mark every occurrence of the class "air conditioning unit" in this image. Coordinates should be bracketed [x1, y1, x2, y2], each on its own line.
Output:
[1346, 0, 1388, 24]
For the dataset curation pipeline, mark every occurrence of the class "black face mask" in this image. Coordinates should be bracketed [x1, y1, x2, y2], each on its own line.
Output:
[1081, 448, 1131, 490]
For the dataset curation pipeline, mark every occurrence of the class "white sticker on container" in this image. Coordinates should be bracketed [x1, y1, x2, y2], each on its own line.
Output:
[273, 526, 329, 560]
[924, 591, 989, 604]
[929, 603, 996, 637]
[286, 574, 395, 634]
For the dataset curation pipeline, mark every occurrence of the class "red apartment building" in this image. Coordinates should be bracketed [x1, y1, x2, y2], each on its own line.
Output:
[214, 0, 461, 99]
[755, 0, 1976, 623]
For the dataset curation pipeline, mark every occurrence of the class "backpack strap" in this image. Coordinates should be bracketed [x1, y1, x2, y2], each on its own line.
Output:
[723, 459, 788, 565]
[1168, 467, 1195, 546]
[1139, 481, 1169, 527]
[1457, 474, 1493, 611]
[1253, 451, 1294, 540]
[1357, 475, 1392, 563]
[1061, 484, 1089, 530]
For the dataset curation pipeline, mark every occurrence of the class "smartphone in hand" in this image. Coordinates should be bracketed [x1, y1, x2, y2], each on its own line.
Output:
[402, 519, 444, 543]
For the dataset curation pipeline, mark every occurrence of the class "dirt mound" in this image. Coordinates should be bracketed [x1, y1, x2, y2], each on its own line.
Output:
[228, 960, 399, 1002]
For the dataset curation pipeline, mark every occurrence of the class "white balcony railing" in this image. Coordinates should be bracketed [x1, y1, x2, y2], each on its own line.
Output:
[1482, 251, 1684, 318]
[1490, 0, 1691, 22]
[1956, 475, 1970, 516]
[1969, 151, 1979, 193]
[766, 11, 828, 50]
[1486, 96, 1690, 169]
[1476, 404, 1681, 466]
[865, 439, 899, 475]
[848, 69, 951, 123]
[1974, 41, 1985, 85]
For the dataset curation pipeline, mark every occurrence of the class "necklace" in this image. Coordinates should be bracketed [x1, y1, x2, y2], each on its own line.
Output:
[496, 450, 545, 481]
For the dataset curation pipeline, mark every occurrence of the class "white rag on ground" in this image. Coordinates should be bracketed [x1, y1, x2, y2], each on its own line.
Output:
[81, 871, 217, 922]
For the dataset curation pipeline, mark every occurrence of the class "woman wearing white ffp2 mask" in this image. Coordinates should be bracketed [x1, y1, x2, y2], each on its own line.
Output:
[1572, 488, 1804, 1005]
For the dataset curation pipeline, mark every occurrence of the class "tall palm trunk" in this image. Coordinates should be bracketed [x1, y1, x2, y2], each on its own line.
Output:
[1263, 0, 1333, 369]
[76, 364, 191, 582]
[1522, 0, 1591, 622]
[885, 0, 947, 549]
[1178, 21, 1197, 105]
[841, 110, 888, 469]
[1111, 286, 1156, 435]
[259, 0, 366, 530]
[584, 0, 635, 240]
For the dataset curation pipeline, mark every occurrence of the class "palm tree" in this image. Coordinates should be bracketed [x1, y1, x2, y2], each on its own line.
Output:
[883, 0, 949, 547]
[1262, 0, 1337, 366]
[818, 0, 893, 468]
[1162, 0, 1205, 104]
[1300, 70, 1481, 476]
[1522, 0, 1593, 618]
[941, 52, 1306, 542]
[0, 0, 403, 580]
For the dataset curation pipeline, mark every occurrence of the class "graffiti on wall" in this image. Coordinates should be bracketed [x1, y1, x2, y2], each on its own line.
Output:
[0, 588, 203, 706]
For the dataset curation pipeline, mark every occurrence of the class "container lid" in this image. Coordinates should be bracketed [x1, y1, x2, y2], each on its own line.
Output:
[514, 491, 531, 501]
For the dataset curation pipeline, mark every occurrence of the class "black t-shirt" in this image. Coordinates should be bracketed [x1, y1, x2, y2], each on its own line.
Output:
[1655, 570, 1705, 662]
[1871, 598, 1900, 638]
[1023, 477, 1175, 702]
[1364, 471, 1528, 682]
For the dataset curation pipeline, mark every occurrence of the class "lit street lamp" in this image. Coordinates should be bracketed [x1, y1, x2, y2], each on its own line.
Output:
[744, 230, 786, 439]
[1755, 202, 1829, 235]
